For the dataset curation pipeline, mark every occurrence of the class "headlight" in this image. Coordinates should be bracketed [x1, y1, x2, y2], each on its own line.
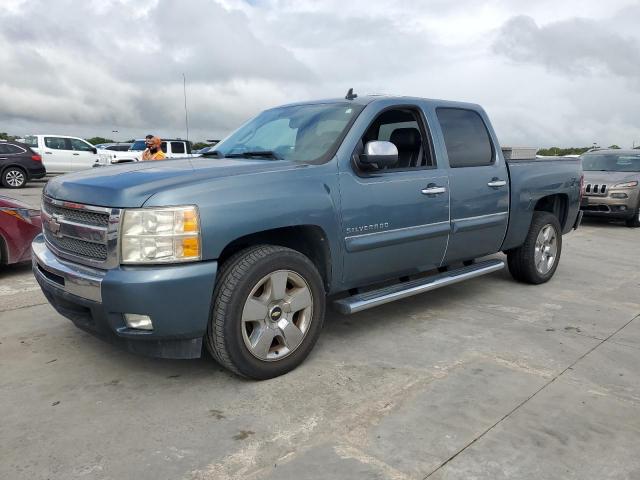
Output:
[613, 181, 638, 189]
[120, 206, 201, 264]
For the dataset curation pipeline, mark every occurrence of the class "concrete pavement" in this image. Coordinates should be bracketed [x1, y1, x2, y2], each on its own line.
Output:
[1, 181, 639, 479]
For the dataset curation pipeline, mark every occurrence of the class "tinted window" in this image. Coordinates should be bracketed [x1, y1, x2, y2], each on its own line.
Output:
[437, 108, 493, 168]
[70, 139, 94, 152]
[171, 142, 185, 154]
[0, 144, 7, 154]
[115, 145, 131, 151]
[161, 142, 167, 153]
[45, 137, 69, 150]
[4, 144, 25, 154]
[130, 140, 146, 151]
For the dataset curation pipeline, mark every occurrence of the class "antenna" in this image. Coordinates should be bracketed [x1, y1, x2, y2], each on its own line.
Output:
[183, 73, 190, 141]
[345, 88, 357, 100]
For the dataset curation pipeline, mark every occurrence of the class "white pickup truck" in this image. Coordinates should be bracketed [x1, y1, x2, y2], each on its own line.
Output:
[24, 135, 101, 173]
[96, 138, 195, 166]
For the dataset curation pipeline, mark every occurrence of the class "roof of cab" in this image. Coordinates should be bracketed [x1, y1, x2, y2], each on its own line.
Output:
[274, 94, 483, 111]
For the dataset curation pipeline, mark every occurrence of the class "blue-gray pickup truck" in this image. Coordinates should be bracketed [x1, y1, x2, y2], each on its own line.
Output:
[32, 94, 583, 379]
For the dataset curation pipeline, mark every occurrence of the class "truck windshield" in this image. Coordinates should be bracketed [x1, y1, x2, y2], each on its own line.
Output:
[212, 103, 363, 162]
[582, 153, 640, 172]
[130, 140, 147, 151]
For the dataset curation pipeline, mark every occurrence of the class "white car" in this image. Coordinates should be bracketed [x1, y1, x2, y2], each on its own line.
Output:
[23, 135, 100, 173]
[96, 138, 196, 166]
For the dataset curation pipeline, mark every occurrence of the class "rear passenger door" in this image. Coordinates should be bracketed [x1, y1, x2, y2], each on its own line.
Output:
[339, 105, 450, 286]
[43, 137, 72, 173]
[435, 108, 509, 263]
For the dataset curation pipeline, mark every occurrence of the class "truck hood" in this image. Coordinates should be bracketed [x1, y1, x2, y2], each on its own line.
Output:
[45, 157, 304, 208]
[583, 171, 640, 185]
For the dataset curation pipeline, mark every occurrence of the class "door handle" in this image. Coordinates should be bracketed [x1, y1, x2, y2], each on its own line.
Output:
[45, 151, 53, 154]
[73, 153, 80, 156]
[487, 180, 507, 188]
[421, 186, 446, 195]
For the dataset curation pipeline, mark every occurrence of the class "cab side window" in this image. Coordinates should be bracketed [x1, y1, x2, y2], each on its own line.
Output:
[436, 108, 494, 168]
[358, 108, 435, 170]
[171, 142, 185, 154]
[45, 137, 69, 150]
[70, 139, 94, 152]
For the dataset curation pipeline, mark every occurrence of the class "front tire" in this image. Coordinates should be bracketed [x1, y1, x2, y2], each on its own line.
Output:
[2, 167, 27, 188]
[507, 211, 562, 284]
[206, 245, 326, 379]
[625, 203, 640, 228]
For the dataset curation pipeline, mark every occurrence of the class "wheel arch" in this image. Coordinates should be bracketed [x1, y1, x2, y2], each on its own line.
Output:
[218, 225, 333, 292]
[534, 194, 569, 230]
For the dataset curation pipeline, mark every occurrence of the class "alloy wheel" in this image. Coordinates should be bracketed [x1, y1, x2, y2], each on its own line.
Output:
[241, 269, 313, 361]
[534, 224, 558, 275]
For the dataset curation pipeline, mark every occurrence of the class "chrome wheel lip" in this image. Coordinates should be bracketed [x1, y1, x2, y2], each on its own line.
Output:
[241, 269, 313, 362]
[6, 170, 25, 187]
[534, 224, 558, 275]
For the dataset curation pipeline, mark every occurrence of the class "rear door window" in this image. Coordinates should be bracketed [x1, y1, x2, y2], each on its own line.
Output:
[44, 137, 70, 150]
[4, 144, 25, 154]
[436, 108, 494, 168]
[171, 142, 185, 154]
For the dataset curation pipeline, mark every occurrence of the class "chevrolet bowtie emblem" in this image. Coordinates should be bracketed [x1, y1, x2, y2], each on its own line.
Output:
[47, 215, 62, 237]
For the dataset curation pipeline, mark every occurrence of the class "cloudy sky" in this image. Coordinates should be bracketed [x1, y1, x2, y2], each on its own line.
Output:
[1, 0, 639, 147]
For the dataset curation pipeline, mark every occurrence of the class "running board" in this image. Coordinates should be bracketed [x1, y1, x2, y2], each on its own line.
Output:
[333, 259, 505, 315]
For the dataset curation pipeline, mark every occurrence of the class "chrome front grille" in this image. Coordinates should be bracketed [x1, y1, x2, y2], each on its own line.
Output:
[584, 183, 608, 196]
[43, 202, 109, 227]
[48, 236, 108, 260]
[42, 196, 121, 269]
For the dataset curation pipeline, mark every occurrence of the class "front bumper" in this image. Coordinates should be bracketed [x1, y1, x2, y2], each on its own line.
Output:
[580, 190, 639, 219]
[32, 235, 218, 359]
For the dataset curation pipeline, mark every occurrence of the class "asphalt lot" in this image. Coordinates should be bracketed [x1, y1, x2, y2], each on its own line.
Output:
[1, 179, 639, 480]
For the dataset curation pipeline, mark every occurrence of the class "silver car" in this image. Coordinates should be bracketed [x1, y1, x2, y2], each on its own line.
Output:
[580, 149, 640, 228]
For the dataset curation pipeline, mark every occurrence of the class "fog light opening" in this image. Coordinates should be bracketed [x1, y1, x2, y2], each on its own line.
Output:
[124, 313, 153, 331]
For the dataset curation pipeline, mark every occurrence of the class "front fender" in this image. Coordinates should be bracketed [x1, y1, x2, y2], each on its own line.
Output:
[143, 162, 344, 280]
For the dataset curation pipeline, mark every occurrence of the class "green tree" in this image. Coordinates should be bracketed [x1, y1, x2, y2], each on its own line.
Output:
[192, 142, 211, 150]
[536, 146, 592, 156]
[0, 132, 18, 141]
[86, 137, 114, 145]
[608, 145, 621, 149]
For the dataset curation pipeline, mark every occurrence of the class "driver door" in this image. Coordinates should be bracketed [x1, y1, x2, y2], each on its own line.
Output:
[339, 105, 450, 286]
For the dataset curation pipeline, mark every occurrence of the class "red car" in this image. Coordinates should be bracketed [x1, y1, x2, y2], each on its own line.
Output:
[0, 196, 42, 265]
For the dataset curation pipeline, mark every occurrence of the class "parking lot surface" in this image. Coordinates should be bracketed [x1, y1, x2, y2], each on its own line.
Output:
[1, 180, 639, 479]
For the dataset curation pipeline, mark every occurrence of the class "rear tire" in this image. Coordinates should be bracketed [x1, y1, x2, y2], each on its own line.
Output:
[507, 212, 562, 284]
[2, 167, 27, 188]
[625, 203, 640, 228]
[206, 245, 325, 379]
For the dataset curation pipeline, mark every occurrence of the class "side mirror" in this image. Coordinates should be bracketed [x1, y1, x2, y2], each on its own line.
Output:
[360, 141, 398, 169]
[91, 147, 98, 154]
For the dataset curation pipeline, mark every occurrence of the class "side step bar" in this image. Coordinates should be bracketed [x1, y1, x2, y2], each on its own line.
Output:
[333, 259, 505, 315]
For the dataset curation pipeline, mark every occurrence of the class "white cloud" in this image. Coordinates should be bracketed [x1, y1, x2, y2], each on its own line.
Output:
[0, 0, 639, 147]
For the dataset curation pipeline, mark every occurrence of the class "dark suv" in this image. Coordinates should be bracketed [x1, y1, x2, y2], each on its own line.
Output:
[0, 140, 47, 188]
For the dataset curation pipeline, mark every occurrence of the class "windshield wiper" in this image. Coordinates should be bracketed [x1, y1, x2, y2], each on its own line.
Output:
[200, 150, 225, 158]
[224, 151, 281, 160]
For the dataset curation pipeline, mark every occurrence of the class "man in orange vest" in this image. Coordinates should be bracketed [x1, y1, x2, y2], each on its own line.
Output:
[142, 136, 166, 161]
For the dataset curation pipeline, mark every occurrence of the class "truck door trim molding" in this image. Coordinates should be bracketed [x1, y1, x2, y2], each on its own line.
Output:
[451, 211, 508, 234]
[345, 220, 450, 253]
